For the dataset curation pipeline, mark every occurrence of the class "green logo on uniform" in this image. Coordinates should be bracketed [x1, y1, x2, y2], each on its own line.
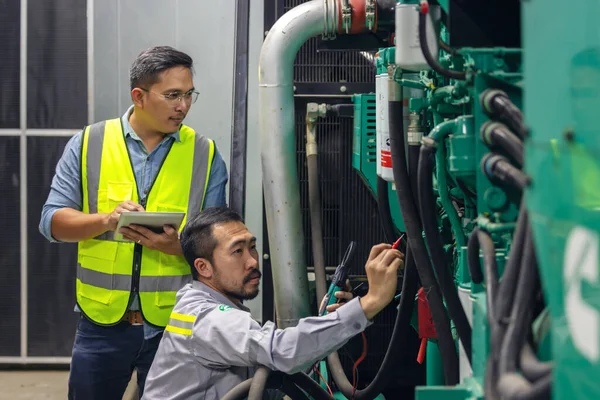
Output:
[218, 304, 233, 312]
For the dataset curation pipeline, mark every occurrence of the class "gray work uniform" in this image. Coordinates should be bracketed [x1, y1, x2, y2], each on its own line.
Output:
[142, 280, 372, 400]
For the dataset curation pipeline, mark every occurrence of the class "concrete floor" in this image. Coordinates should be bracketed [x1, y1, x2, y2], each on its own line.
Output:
[0, 370, 138, 400]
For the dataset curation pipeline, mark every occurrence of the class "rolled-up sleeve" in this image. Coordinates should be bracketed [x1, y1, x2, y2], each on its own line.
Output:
[191, 297, 371, 374]
[39, 132, 83, 242]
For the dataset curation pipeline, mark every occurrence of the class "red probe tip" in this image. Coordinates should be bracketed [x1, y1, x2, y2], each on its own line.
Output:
[392, 238, 402, 249]
[417, 338, 427, 364]
[419, 1, 429, 14]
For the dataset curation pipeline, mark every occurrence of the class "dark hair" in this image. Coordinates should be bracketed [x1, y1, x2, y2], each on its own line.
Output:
[129, 46, 194, 90]
[181, 207, 245, 280]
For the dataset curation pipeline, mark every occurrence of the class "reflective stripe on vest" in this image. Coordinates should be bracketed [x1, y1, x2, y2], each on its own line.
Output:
[77, 118, 215, 326]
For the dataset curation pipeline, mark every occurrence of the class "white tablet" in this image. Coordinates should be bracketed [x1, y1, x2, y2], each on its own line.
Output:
[113, 212, 186, 242]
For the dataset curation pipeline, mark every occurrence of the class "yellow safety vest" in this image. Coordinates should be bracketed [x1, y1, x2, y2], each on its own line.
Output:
[77, 118, 215, 327]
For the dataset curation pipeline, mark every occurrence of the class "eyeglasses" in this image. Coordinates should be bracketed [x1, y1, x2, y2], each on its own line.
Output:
[140, 88, 200, 104]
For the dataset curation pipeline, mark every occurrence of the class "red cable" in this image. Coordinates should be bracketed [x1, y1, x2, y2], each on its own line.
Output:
[313, 365, 333, 396]
[417, 337, 427, 364]
[351, 332, 368, 399]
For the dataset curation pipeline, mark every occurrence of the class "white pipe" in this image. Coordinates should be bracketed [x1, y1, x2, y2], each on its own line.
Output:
[258, 0, 336, 328]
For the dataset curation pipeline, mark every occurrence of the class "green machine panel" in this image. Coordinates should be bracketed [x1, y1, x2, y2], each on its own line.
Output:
[352, 94, 406, 233]
[524, 0, 600, 398]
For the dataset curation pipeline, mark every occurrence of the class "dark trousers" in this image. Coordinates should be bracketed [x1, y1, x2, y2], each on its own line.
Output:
[68, 316, 163, 400]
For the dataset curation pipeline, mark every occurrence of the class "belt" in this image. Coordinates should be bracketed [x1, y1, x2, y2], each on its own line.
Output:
[122, 310, 144, 325]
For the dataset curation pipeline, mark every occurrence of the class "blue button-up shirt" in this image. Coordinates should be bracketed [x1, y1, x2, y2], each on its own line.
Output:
[39, 106, 228, 338]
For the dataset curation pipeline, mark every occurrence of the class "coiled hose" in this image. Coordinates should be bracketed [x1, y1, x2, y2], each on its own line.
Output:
[327, 244, 419, 399]
[484, 202, 528, 397]
[497, 228, 552, 399]
[388, 79, 459, 385]
[418, 142, 472, 364]
[312, 110, 418, 399]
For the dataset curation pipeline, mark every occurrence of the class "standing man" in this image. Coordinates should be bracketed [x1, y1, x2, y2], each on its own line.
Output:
[142, 207, 403, 399]
[39, 46, 228, 400]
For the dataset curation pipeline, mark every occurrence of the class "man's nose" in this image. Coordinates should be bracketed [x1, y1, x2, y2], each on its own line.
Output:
[175, 99, 190, 113]
[246, 254, 259, 269]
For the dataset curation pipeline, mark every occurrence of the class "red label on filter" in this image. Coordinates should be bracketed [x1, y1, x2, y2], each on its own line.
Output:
[417, 287, 437, 339]
[381, 150, 392, 168]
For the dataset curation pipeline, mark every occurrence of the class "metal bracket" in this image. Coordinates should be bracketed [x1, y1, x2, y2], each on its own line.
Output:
[342, 0, 352, 34]
[365, 0, 375, 31]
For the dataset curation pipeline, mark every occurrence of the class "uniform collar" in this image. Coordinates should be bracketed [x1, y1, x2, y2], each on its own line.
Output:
[193, 281, 251, 313]
[121, 105, 181, 143]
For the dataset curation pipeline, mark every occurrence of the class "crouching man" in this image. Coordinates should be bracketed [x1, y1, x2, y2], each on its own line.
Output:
[142, 206, 403, 399]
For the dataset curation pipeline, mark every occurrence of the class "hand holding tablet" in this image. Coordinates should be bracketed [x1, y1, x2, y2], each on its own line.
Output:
[113, 211, 185, 243]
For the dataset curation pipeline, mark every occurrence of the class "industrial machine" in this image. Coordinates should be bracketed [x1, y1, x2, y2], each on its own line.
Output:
[227, 0, 599, 398]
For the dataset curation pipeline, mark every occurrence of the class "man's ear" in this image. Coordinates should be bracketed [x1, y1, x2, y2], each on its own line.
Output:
[194, 258, 214, 280]
[131, 88, 146, 108]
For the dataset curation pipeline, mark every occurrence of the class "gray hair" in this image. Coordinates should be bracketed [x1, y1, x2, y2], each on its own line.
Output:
[129, 46, 194, 90]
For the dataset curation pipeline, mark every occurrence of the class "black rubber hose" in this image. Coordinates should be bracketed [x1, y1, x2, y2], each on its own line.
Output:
[496, 230, 541, 400]
[418, 144, 472, 364]
[388, 85, 459, 385]
[485, 204, 528, 396]
[467, 228, 485, 284]
[494, 203, 529, 331]
[327, 244, 420, 399]
[476, 228, 499, 326]
[418, 7, 466, 81]
[480, 89, 529, 140]
[439, 39, 457, 56]
[476, 227, 501, 400]
[498, 226, 539, 379]
[288, 372, 335, 400]
[248, 367, 271, 400]
[307, 153, 328, 303]
[481, 121, 524, 168]
[482, 154, 531, 190]
[377, 176, 399, 243]
[408, 146, 420, 197]
[468, 227, 499, 325]
[520, 342, 553, 382]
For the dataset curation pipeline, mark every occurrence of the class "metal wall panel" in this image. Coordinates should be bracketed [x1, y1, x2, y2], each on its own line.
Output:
[26, 0, 87, 129]
[27, 137, 78, 357]
[0, 0, 21, 129]
[0, 137, 21, 356]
